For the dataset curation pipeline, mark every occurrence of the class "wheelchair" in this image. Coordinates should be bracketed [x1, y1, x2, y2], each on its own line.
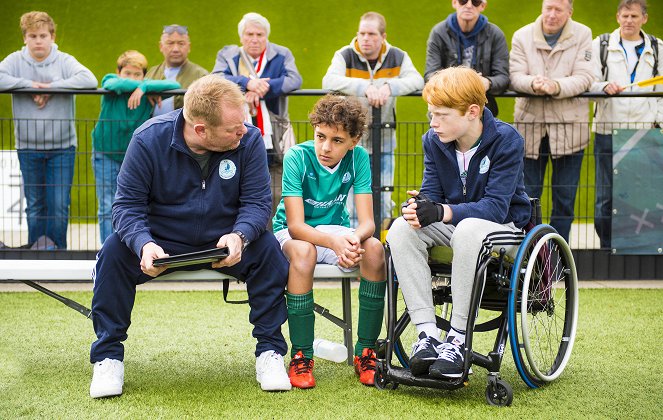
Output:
[374, 199, 579, 406]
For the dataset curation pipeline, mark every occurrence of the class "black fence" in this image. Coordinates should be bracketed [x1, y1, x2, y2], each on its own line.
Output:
[1, 88, 662, 279]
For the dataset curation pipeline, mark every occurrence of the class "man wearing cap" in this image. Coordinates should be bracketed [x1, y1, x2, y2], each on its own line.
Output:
[146, 24, 208, 116]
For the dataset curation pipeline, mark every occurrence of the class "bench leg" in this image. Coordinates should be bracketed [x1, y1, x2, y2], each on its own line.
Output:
[342, 278, 353, 366]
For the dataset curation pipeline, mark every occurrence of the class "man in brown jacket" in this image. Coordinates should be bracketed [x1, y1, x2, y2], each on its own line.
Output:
[146, 24, 208, 116]
[510, 0, 593, 242]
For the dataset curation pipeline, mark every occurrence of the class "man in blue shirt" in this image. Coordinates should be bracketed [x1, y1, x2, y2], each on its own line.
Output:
[88, 76, 291, 398]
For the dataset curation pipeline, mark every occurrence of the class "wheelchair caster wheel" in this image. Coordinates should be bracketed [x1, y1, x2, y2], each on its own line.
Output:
[374, 363, 398, 390]
[485, 379, 513, 406]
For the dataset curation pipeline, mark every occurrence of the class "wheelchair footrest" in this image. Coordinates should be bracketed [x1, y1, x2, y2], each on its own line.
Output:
[383, 365, 468, 390]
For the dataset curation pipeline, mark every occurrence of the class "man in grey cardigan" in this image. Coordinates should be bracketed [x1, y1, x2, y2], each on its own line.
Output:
[0, 11, 97, 249]
[424, 0, 509, 116]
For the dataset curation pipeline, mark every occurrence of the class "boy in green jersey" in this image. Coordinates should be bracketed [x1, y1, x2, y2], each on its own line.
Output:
[272, 95, 386, 388]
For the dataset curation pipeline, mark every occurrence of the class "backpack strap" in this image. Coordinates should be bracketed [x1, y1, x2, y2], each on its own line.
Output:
[599, 33, 610, 81]
[649, 35, 659, 77]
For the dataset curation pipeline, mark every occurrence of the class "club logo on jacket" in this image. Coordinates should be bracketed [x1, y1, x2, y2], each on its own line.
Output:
[219, 159, 236, 179]
[479, 156, 490, 174]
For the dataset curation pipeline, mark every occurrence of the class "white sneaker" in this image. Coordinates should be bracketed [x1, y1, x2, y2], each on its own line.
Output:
[256, 350, 292, 391]
[90, 358, 124, 398]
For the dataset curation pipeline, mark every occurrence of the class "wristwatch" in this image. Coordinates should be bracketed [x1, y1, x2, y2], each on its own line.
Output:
[232, 230, 250, 247]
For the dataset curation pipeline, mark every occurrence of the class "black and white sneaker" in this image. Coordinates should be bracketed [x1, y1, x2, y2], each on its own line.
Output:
[409, 332, 442, 376]
[429, 336, 465, 379]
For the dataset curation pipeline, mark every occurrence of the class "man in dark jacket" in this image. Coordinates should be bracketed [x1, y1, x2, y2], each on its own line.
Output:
[424, 0, 509, 116]
[88, 76, 291, 399]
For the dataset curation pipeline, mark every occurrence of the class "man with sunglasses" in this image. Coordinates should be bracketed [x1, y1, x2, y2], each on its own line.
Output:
[146, 24, 208, 116]
[425, 0, 509, 117]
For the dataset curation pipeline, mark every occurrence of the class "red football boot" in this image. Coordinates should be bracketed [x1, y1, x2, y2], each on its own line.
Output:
[288, 351, 316, 389]
[354, 348, 377, 386]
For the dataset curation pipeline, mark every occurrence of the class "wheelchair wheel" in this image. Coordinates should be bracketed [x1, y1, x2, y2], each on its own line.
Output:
[508, 224, 579, 388]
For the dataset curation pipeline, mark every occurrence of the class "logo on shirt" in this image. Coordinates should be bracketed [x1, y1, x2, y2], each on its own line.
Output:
[307, 171, 317, 180]
[219, 159, 236, 179]
[479, 156, 490, 174]
[342, 172, 351, 183]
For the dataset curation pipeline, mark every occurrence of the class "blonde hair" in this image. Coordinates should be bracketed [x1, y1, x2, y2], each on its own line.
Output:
[116, 50, 148, 74]
[183, 75, 245, 127]
[360, 11, 386, 34]
[422, 67, 486, 114]
[20, 11, 56, 35]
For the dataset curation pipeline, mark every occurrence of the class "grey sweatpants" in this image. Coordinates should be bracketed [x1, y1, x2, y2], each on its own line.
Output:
[386, 217, 524, 333]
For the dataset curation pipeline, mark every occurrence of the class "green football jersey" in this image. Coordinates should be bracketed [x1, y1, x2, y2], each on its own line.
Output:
[272, 140, 372, 232]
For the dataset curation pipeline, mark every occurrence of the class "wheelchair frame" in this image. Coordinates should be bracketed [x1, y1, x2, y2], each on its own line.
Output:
[375, 219, 579, 406]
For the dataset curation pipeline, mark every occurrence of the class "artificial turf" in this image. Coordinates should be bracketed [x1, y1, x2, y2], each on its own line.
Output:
[1, 287, 662, 419]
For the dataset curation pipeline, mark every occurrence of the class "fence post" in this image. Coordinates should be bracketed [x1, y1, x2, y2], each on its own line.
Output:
[370, 105, 382, 239]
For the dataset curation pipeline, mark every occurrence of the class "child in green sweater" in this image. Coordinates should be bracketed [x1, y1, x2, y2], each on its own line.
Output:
[92, 50, 180, 244]
[272, 95, 386, 388]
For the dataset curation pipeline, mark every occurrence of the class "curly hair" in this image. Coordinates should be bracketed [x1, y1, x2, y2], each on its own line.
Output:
[308, 94, 367, 139]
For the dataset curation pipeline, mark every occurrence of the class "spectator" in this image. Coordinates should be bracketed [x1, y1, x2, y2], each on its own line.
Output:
[88, 76, 291, 398]
[272, 95, 385, 388]
[213, 12, 302, 217]
[91, 50, 180, 244]
[510, 0, 594, 242]
[387, 67, 530, 379]
[0, 11, 97, 250]
[323, 11, 424, 227]
[424, 0, 509, 116]
[146, 24, 208, 116]
[590, 0, 662, 249]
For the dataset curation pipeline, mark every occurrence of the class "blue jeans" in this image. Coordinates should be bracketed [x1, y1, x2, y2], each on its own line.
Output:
[17, 146, 76, 249]
[93, 152, 122, 245]
[523, 136, 584, 242]
[593, 133, 612, 248]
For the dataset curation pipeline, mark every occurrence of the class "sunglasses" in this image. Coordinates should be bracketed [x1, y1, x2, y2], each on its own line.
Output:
[163, 25, 188, 35]
[458, 0, 485, 6]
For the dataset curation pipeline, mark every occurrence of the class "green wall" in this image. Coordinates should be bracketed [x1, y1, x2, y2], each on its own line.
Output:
[2, 0, 662, 123]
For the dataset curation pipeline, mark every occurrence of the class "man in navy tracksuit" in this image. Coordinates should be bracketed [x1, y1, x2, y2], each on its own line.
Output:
[89, 75, 292, 398]
[387, 67, 530, 379]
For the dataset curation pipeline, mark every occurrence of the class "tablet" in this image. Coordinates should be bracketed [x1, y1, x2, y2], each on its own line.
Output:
[153, 247, 229, 268]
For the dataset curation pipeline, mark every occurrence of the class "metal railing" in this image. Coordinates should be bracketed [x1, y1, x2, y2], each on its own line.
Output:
[1, 88, 662, 260]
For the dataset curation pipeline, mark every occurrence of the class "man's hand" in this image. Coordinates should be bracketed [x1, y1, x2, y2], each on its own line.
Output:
[365, 84, 390, 107]
[212, 233, 244, 268]
[127, 87, 145, 110]
[603, 82, 624, 96]
[140, 242, 169, 277]
[245, 91, 261, 110]
[477, 73, 491, 91]
[330, 234, 364, 269]
[247, 77, 270, 97]
[532, 75, 560, 96]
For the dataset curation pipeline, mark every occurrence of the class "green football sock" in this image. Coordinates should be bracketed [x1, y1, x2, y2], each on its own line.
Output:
[355, 278, 386, 356]
[286, 290, 315, 359]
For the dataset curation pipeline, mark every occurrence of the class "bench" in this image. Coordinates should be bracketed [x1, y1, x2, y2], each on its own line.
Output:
[0, 260, 358, 365]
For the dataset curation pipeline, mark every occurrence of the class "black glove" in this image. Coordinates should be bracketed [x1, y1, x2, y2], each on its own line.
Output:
[402, 193, 444, 227]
